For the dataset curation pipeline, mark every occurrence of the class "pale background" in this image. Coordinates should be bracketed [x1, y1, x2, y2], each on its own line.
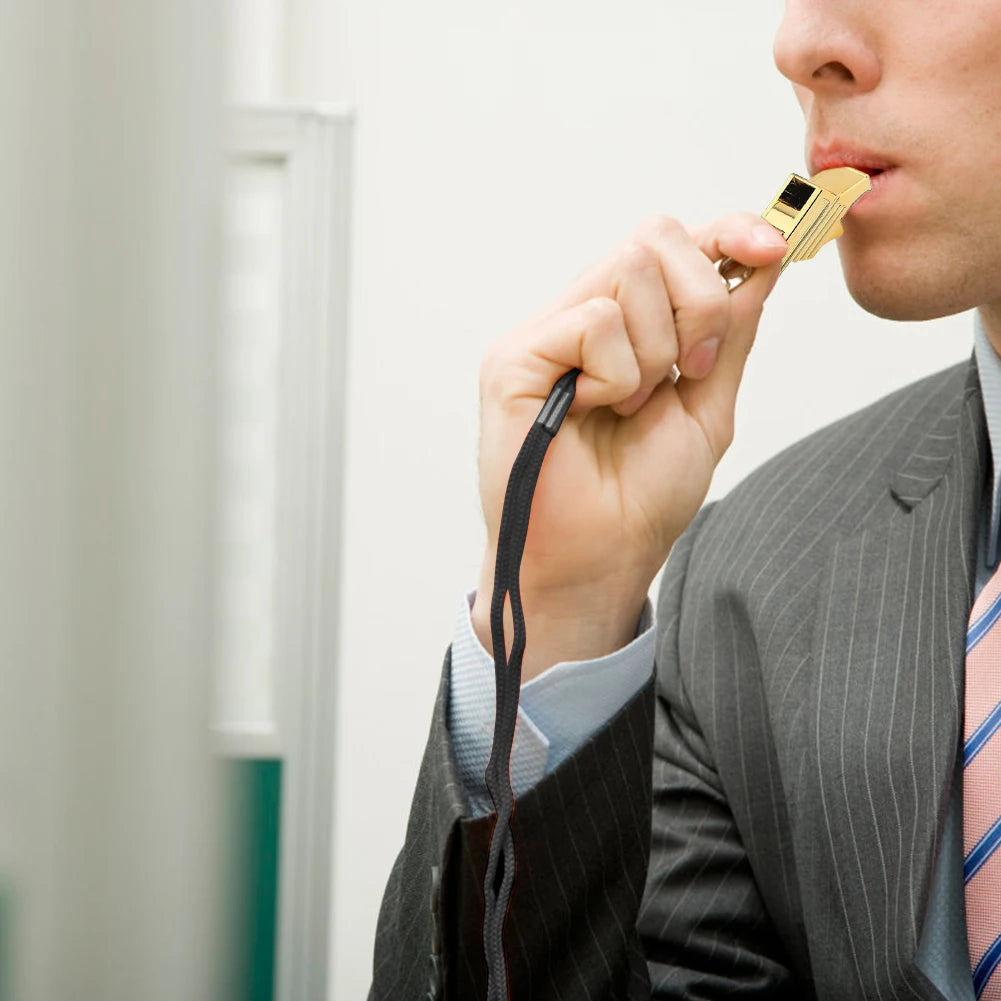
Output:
[6, 1, 973, 999]
[245, 0, 972, 997]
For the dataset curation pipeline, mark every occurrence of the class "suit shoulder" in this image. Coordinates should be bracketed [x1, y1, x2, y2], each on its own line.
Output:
[688, 359, 976, 582]
[725, 360, 968, 511]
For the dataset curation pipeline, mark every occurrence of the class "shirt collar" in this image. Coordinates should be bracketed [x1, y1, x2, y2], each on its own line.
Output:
[974, 310, 1001, 568]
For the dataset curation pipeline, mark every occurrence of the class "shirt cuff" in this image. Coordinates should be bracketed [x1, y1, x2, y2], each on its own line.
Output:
[447, 590, 655, 815]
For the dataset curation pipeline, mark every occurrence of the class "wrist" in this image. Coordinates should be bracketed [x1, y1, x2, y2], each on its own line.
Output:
[471, 562, 651, 683]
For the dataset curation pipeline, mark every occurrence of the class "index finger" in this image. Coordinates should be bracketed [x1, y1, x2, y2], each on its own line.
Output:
[689, 211, 788, 268]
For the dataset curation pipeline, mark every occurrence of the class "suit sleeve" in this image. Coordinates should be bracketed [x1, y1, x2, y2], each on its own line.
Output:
[370, 506, 799, 1000]
[637, 506, 801, 998]
[368, 643, 657, 1000]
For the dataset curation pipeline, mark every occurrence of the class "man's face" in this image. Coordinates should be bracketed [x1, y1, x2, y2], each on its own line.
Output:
[773, 0, 1001, 321]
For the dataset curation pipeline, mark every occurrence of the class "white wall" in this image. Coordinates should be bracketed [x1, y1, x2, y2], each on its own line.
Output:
[273, 2, 973, 996]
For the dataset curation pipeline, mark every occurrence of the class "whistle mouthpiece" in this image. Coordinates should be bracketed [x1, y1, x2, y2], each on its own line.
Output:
[764, 166, 872, 271]
[718, 166, 871, 290]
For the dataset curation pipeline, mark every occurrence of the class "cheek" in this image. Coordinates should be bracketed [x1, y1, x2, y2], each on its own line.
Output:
[914, 22, 1001, 149]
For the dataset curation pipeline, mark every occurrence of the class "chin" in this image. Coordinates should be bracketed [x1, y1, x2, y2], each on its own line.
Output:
[844, 278, 945, 321]
[839, 242, 981, 322]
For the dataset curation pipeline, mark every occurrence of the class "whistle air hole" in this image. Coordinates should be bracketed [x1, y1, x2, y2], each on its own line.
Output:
[779, 177, 815, 211]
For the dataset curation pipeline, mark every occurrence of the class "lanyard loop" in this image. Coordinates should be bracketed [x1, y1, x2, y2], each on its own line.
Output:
[482, 368, 580, 1000]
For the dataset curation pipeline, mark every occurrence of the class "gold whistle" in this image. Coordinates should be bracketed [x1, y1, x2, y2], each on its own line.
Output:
[719, 166, 871, 291]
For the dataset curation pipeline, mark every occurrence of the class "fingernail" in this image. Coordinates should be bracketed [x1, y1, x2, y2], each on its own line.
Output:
[752, 225, 787, 250]
[684, 338, 720, 379]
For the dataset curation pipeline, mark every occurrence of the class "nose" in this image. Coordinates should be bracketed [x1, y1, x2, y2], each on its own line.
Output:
[773, 0, 880, 96]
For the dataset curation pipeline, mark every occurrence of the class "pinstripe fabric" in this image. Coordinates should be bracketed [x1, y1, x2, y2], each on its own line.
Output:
[643, 358, 983, 1000]
[371, 665, 470, 999]
[371, 357, 985, 1000]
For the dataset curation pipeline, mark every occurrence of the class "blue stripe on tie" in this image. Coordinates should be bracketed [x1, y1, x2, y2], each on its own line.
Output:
[968, 590, 1001, 653]
[965, 700, 1001, 766]
[965, 816, 1001, 884]
[973, 929, 1001, 997]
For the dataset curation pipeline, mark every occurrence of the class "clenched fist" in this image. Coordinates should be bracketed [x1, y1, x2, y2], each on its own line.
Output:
[472, 213, 787, 680]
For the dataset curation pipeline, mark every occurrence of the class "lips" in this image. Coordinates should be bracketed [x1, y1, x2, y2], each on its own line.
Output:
[807, 144, 899, 216]
[808, 144, 896, 179]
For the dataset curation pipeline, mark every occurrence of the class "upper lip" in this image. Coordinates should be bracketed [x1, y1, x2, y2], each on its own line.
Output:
[808, 143, 897, 178]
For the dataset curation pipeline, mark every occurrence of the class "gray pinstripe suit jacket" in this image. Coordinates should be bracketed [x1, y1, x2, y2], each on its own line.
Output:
[371, 357, 985, 1000]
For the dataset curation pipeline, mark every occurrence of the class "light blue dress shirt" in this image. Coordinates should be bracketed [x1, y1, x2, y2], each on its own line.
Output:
[449, 313, 999, 999]
[448, 591, 654, 815]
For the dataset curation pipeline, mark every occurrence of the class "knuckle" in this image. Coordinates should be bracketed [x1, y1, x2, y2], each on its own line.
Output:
[583, 299, 640, 392]
[617, 240, 660, 275]
[637, 214, 686, 243]
[642, 342, 678, 378]
[619, 355, 643, 396]
[585, 295, 625, 331]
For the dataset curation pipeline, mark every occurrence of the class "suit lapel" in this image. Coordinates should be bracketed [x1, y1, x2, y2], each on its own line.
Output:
[795, 360, 985, 998]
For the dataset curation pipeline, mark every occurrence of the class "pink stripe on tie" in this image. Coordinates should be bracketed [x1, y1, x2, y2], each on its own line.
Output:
[965, 565, 1001, 1000]
[967, 848, 1001, 990]
[965, 732, 1001, 856]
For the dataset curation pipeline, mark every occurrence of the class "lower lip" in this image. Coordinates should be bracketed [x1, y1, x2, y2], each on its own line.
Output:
[846, 168, 897, 216]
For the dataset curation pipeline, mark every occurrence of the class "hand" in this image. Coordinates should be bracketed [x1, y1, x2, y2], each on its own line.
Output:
[471, 213, 787, 679]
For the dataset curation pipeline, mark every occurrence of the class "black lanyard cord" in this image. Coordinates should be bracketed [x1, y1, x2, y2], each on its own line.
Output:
[470, 192, 821, 994]
[482, 367, 580, 1001]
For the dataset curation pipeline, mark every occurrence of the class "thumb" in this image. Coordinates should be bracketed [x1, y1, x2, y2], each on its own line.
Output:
[675, 215, 786, 458]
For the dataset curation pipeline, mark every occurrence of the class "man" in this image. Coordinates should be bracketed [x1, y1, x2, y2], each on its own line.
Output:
[371, 1, 1001, 998]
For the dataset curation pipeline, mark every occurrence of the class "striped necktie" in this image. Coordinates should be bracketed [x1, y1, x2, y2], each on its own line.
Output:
[965, 568, 1001, 999]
